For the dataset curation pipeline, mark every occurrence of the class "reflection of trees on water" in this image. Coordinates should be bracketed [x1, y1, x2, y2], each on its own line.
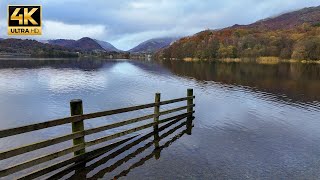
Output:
[1, 58, 318, 102]
[160, 61, 320, 102]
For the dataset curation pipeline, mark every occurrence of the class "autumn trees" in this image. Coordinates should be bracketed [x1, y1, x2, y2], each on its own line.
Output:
[292, 37, 320, 60]
[157, 24, 320, 61]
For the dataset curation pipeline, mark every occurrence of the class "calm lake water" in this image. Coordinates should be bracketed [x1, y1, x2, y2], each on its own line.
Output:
[0, 59, 320, 179]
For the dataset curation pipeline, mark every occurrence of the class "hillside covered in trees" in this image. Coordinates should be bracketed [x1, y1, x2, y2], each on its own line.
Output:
[0, 38, 130, 58]
[0, 39, 79, 58]
[155, 6, 320, 61]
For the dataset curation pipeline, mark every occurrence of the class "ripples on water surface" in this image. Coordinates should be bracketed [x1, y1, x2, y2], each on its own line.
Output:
[0, 59, 320, 179]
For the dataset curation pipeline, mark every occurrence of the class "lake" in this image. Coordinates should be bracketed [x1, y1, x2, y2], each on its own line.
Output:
[0, 58, 320, 179]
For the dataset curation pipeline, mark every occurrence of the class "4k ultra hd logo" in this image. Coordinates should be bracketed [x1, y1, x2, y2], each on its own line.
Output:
[8, 5, 42, 35]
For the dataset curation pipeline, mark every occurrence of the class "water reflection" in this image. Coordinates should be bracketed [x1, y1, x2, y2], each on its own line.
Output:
[0, 58, 118, 70]
[159, 61, 320, 102]
[0, 59, 319, 179]
[45, 117, 191, 179]
[3, 59, 319, 103]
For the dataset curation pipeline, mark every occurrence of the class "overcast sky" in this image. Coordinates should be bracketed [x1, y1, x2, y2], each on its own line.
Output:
[0, 0, 319, 50]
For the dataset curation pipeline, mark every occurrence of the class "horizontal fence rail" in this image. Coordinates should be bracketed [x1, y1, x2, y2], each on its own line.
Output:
[0, 96, 195, 139]
[0, 89, 195, 179]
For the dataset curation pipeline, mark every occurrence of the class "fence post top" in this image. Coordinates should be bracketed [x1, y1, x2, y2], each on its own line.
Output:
[70, 99, 82, 103]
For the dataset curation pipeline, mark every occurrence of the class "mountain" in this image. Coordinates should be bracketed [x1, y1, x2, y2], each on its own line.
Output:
[0, 38, 78, 57]
[156, 5, 320, 61]
[48, 37, 104, 51]
[129, 37, 178, 53]
[47, 39, 74, 47]
[94, 39, 120, 52]
[231, 6, 320, 30]
[230, 6, 320, 30]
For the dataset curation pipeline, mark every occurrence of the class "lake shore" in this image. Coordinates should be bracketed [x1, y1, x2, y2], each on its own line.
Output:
[163, 57, 320, 64]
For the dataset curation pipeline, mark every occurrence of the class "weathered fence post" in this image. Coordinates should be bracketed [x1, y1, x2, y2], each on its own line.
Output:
[153, 93, 161, 151]
[70, 99, 86, 156]
[187, 89, 193, 135]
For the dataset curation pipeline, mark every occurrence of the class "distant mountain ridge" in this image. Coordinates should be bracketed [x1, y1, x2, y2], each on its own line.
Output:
[129, 37, 179, 53]
[48, 37, 104, 51]
[94, 39, 121, 52]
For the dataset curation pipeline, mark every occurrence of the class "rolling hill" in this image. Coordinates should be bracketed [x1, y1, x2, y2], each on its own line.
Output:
[232, 6, 320, 30]
[0, 38, 79, 57]
[156, 5, 320, 61]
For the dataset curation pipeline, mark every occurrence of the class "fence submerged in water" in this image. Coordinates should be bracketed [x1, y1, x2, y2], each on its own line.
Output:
[0, 89, 195, 179]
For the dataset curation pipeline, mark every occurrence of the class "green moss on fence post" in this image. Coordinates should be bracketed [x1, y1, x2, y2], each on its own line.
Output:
[153, 93, 161, 153]
[70, 99, 86, 156]
[187, 89, 194, 135]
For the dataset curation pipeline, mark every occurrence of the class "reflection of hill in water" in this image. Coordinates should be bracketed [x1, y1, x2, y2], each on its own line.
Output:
[159, 61, 320, 102]
[0, 58, 318, 103]
[127, 60, 173, 75]
[0, 59, 171, 75]
[0, 59, 118, 70]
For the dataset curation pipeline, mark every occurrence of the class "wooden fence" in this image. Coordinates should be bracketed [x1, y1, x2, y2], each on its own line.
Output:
[0, 89, 195, 179]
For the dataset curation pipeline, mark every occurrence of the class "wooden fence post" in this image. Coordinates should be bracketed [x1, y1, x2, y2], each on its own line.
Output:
[153, 93, 160, 151]
[187, 89, 193, 135]
[70, 99, 86, 156]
